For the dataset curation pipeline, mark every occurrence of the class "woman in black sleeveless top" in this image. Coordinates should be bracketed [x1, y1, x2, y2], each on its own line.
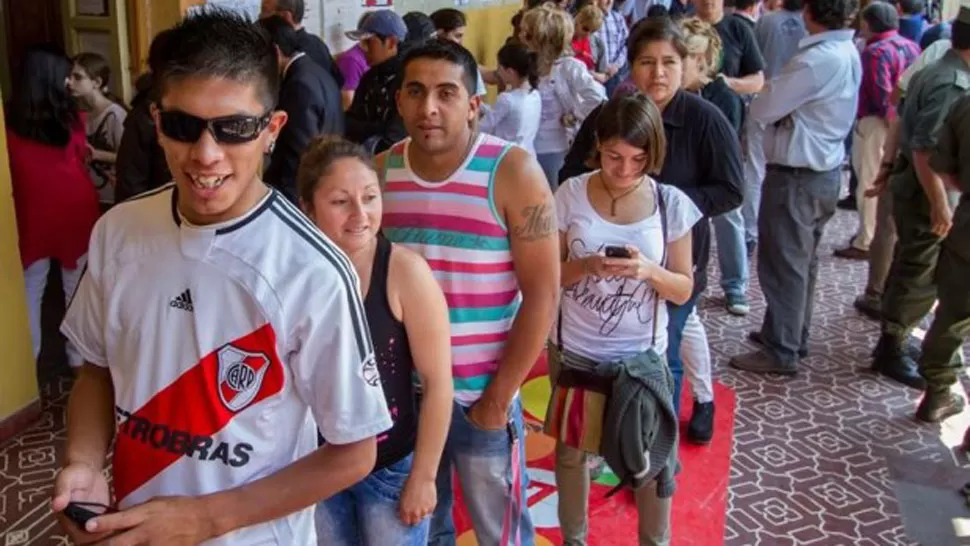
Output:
[297, 136, 453, 546]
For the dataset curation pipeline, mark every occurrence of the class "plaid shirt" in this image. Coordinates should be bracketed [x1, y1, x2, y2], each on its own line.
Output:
[858, 30, 920, 121]
[597, 9, 629, 68]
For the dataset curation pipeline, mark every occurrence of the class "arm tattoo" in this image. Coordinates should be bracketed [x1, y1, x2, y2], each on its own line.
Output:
[513, 203, 556, 241]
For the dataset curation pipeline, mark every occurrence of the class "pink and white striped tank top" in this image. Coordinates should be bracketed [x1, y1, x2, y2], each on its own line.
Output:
[382, 134, 518, 406]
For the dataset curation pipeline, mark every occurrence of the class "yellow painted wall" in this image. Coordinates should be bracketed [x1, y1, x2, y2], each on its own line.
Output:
[0, 90, 40, 421]
[462, 3, 523, 103]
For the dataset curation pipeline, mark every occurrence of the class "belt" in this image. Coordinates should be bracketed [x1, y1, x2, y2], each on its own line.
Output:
[556, 367, 613, 395]
[766, 163, 827, 175]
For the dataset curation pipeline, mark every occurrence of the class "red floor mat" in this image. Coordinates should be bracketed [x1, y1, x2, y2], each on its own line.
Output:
[451, 352, 735, 545]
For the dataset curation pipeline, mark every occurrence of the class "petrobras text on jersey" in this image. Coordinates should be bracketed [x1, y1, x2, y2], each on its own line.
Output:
[115, 406, 253, 467]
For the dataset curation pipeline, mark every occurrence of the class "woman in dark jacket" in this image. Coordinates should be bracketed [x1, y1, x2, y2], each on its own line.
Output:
[559, 16, 744, 440]
[114, 28, 174, 201]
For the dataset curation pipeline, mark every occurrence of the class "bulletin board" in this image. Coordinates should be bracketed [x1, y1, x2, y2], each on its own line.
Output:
[194, 0, 522, 61]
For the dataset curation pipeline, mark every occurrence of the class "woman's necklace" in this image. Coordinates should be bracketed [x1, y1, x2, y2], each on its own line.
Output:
[601, 175, 645, 216]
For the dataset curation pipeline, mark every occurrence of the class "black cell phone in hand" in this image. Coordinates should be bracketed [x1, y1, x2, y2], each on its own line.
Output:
[64, 501, 111, 528]
[604, 245, 632, 258]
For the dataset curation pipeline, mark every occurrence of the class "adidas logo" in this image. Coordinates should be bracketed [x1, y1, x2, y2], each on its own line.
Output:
[170, 289, 194, 312]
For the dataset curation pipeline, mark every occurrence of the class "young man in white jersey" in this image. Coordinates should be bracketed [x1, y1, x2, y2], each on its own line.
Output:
[50, 10, 392, 545]
[377, 39, 560, 546]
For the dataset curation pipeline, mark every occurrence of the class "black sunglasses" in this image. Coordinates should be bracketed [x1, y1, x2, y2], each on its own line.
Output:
[157, 109, 273, 144]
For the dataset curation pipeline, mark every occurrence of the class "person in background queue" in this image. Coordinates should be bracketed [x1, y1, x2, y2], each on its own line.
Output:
[260, 0, 344, 87]
[730, 0, 862, 375]
[115, 28, 174, 201]
[344, 9, 410, 153]
[261, 15, 344, 204]
[8, 46, 99, 373]
[864, 7, 970, 408]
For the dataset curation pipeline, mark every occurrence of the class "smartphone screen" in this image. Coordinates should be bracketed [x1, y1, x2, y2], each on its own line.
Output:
[604, 246, 631, 258]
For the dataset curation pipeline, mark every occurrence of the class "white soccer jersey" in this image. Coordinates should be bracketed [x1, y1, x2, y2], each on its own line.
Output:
[61, 184, 392, 546]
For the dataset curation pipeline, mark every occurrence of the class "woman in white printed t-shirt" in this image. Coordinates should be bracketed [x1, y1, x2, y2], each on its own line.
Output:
[521, 4, 606, 190]
[551, 93, 701, 545]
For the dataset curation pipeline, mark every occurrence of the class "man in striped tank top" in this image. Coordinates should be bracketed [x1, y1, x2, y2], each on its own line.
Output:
[378, 39, 560, 546]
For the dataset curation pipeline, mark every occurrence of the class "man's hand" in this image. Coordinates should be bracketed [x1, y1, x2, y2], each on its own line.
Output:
[51, 463, 113, 544]
[399, 476, 436, 525]
[930, 201, 953, 237]
[83, 496, 217, 545]
[466, 397, 508, 432]
[865, 167, 892, 198]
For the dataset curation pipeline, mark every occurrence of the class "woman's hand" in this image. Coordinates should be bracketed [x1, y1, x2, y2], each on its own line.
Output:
[581, 255, 614, 278]
[601, 246, 659, 281]
[399, 475, 437, 526]
[85, 145, 112, 163]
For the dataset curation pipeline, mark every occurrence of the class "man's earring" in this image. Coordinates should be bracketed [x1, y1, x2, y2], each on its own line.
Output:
[266, 140, 276, 154]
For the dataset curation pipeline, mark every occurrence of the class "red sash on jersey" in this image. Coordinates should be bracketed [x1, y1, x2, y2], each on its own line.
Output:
[112, 324, 285, 504]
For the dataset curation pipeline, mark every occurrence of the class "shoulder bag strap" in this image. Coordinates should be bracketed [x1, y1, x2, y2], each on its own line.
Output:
[651, 182, 668, 347]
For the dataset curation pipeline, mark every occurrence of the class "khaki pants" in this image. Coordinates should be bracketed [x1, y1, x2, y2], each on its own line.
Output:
[864, 190, 897, 299]
[851, 116, 889, 250]
[555, 442, 671, 546]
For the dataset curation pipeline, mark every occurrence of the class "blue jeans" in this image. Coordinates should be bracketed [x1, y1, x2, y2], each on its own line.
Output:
[315, 453, 429, 546]
[666, 292, 701, 416]
[604, 65, 630, 98]
[536, 151, 566, 191]
[742, 121, 765, 245]
[713, 208, 749, 297]
[429, 399, 534, 546]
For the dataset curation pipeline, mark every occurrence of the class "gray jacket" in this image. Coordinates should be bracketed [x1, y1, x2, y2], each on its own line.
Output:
[589, 34, 608, 74]
[600, 349, 679, 499]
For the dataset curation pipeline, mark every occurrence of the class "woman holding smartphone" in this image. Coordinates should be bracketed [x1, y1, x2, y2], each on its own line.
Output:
[551, 93, 701, 545]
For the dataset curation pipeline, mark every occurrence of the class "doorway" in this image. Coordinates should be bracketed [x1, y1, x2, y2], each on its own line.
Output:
[1, 0, 65, 94]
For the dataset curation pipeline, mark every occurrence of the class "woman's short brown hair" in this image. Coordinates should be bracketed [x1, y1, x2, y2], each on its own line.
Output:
[592, 93, 667, 175]
[296, 136, 376, 207]
[627, 15, 689, 66]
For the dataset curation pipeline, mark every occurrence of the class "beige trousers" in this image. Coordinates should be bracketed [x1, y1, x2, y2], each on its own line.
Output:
[865, 190, 897, 298]
[555, 442, 671, 546]
[851, 116, 889, 250]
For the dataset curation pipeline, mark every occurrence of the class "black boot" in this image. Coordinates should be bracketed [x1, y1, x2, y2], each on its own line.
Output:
[916, 390, 965, 423]
[871, 333, 926, 389]
[687, 400, 715, 445]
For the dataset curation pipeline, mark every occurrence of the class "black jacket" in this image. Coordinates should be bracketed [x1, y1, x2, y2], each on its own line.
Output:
[296, 28, 344, 88]
[345, 55, 407, 154]
[265, 55, 344, 202]
[115, 74, 171, 202]
[700, 76, 744, 134]
[560, 90, 744, 295]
